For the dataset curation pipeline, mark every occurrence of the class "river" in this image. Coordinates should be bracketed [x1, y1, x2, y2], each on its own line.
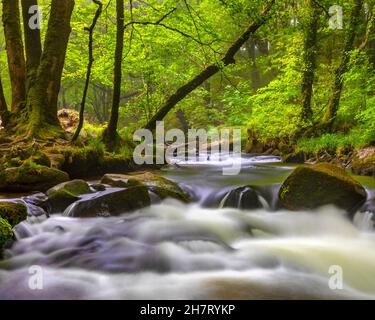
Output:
[0, 154, 375, 299]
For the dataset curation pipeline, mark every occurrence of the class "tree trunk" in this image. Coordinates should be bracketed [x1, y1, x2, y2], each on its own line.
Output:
[103, 0, 124, 150]
[246, 36, 262, 90]
[323, 0, 363, 130]
[72, 0, 103, 142]
[0, 75, 8, 117]
[175, 109, 189, 135]
[21, 0, 42, 94]
[25, 0, 75, 137]
[144, 0, 275, 131]
[365, 4, 375, 67]
[300, 0, 319, 122]
[2, 0, 26, 112]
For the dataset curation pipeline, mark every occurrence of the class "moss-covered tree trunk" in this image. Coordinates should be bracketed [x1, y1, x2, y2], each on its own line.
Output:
[103, 0, 124, 150]
[2, 0, 26, 112]
[300, 0, 319, 122]
[21, 0, 42, 94]
[323, 0, 363, 130]
[25, 0, 75, 137]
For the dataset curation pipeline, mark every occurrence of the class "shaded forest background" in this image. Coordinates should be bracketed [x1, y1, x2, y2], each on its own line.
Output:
[0, 0, 374, 156]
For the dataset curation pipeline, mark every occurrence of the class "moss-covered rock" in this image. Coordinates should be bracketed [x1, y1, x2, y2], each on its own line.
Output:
[28, 151, 51, 167]
[46, 179, 92, 213]
[0, 217, 13, 248]
[101, 172, 190, 202]
[61, 146, 104, 178]
[0, 202, 28, 227]
[0, 162, 69, 192]
[64, 186, 151, 218]
[91, 183, 106, 191]
[351, 147, 375, 177]
[278, 163, 367, 213]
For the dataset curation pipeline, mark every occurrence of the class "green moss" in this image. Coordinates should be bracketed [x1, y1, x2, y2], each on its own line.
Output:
[101, 172, 190, 203]
[28, 151, 51, 167]
[0, 161, 70, 192]
[9, 157, 23, 167]
[352, 153, 375, 177]
[47, 179, 91, 197]
[0, 217, 13, 248]
[0, 202, 28, 227]
[279, 163, 367, 212]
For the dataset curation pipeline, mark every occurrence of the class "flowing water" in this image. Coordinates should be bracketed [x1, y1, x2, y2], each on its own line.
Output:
[0, 154, 375, 300]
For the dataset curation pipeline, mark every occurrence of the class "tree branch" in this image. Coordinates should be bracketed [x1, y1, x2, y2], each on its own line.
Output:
[144, 0, 276, 131]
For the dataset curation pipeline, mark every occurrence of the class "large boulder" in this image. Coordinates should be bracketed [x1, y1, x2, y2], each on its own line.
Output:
[46, 179, 92, 213]
[0, 202, 28, 227]
[278, 163, 367, 213]
[64, 186, 151, 218]
[351, 147, 375, 177]
[221, 186, 262, 210]
[101, 172, 190, 202]
[0, 162, 69, 192]
[0, 217, 13, 248]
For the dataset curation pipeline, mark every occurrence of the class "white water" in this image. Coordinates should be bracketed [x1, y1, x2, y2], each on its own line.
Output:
[0, 155, 374, 300]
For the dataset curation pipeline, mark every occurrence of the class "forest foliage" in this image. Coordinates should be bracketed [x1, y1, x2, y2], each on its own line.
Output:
[0, 0, 374, 154]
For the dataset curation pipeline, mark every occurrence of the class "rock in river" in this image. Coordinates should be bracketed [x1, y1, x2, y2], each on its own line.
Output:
[278, 163, 367, 213]
[64, 186, 151, 218]
[221, 186, 263, 210]
[101, 171, 190, 202]
[46, 179, 92, 213]
[0, 202, 28, 227]
[0, 217, 13, 249]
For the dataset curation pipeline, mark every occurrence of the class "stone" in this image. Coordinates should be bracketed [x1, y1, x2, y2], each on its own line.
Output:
[46, 179, 92, 213]
[64, 186, 151, 218]
[0, 162, 69, 192]
[278, 163, 367, 213]
[221, 186, 262, 210]
[101, 172, 190, 202]
[0, 202, 28, 227]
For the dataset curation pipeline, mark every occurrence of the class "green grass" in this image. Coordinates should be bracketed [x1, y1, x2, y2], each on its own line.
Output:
[297, 132, 371, 154]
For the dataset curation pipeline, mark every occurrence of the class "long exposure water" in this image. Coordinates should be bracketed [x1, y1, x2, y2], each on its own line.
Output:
[0, 154, 374, 299]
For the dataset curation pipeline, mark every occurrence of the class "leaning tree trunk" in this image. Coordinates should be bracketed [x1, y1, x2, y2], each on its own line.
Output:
[2, 0, 26, 112]
[323, 0, 363, 130]
[21, 0, 42, 94]
[300, 0, 319, 122]
[103, 0, 124, 151]
[144, 0, 275, 131]
[25, 0, 75, 137]
[72, 0, 103, 142]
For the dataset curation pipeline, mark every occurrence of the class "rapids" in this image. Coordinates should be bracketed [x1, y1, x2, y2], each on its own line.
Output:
[0, 154, 374, 300]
